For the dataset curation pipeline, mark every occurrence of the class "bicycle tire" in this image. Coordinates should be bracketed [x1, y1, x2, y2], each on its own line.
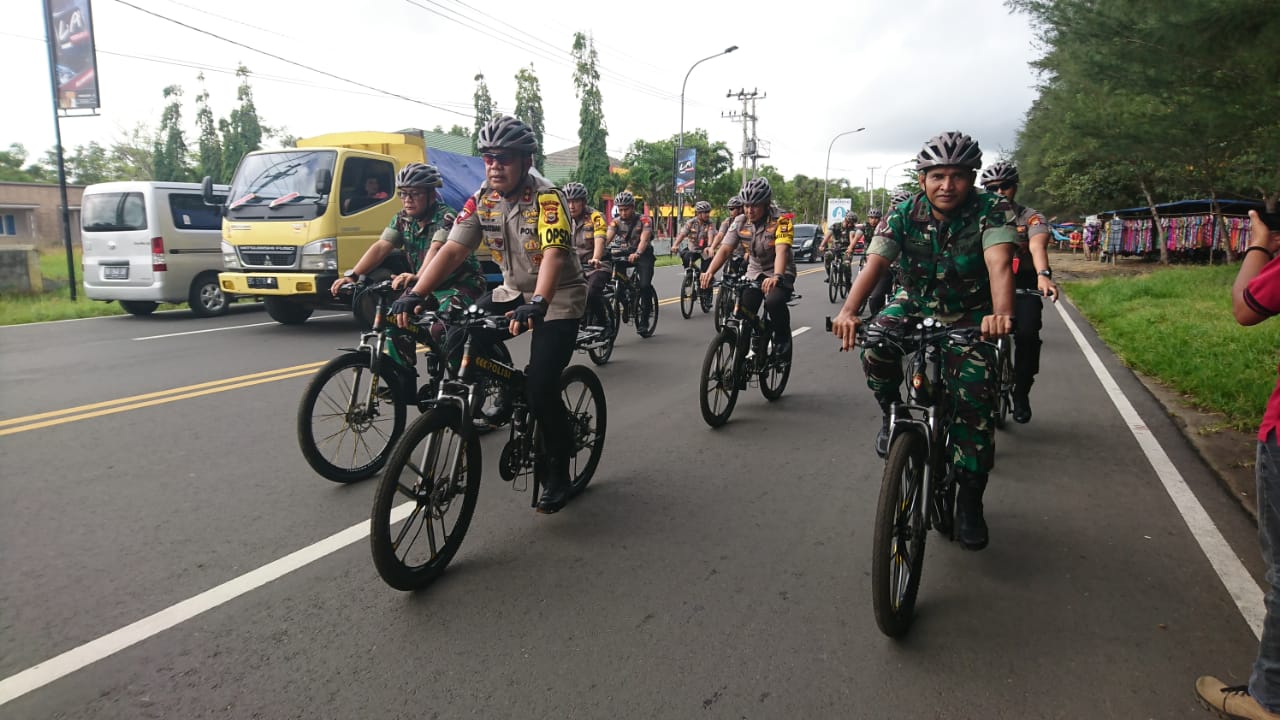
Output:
[370, 406, 481, 591]
[699, 281, 713, 313]
[297, 351, 409, 483]
[699, 329, 740, 427]
[713, 288, 731, 332]
[636, 286, 659, 338]
[994, 340, 1013, 430]
[679, 274, 695, 318]
[839, 264, 851, 299]
[586, 303, 616, 366]
[561, 365, 607, 495]
[828, 269, 840, 303]
[760, 335, 792, 401]
[871, 430, 929, 638]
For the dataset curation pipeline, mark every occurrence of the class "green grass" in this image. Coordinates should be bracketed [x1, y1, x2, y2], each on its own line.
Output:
[39, 246, 81, 283]
[0, 246, 133, 325]
[1063, 265, 1280, 433]
[655, 254, 681, 268]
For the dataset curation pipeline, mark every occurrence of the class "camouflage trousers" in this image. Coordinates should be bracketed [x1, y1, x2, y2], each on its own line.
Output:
[860, 299, 997, 474]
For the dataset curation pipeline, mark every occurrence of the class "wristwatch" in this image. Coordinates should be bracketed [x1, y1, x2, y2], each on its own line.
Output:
[529, 294, 548, 307]
[343, 269, 358, 279]
[1037, 269, 1053, 279]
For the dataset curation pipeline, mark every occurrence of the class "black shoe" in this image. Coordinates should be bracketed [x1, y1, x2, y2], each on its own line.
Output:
[536, 463, 571, 514]
[773, 337, 792, 358]
[1012, 394, 1032, 424]
[954, 473, 989, 550]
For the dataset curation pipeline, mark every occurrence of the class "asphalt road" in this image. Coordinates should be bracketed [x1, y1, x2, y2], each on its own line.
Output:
[0, 262, 1268, 719]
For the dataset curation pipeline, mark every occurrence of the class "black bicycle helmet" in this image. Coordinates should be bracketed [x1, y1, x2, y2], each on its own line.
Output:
[726, 196, 743, 209]
[562, 182, 588, 201]
[396, 162, 443, 189]
[844, 213, 858, 224]
[890, 189, 913, 206]
[739, 177, 772, 206]
[867, 208, 883, 219]
[915, 131, 983, 172]
[694, 200, 712, 213]
[614, 191, 635, 207]
[476, 114, 539, 155]
[979, 161, 1019, 187]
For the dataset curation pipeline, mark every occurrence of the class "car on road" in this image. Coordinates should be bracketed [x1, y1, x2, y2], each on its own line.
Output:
[793, 223, 821, 262]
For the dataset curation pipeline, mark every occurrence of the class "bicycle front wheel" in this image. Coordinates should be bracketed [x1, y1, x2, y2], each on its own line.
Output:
[699, 280, 713, 313]
[713, 289, 731, 332]
[839, 265, 851, 299]
[871, 430, 929, 638]
[370, 406, 481, 591]
[636, 286, 659, 338]
[828, 269, 840, 303]
[297, 351, 409, 483]
[994, 340, 1013, 430]
[760, 335, 792, 401]
[561, 365, 607, 495]
[679, 274, 695, 318]
[585, 303, 616, 366]
[699, 329, 740, 427]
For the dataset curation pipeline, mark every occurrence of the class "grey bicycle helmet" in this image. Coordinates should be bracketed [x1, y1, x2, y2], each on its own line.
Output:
[562, 182, 588, 201]
[867, 208, 883, 219]
[739, 177, 772, 206]
[694, 200, 712, 213]
[979, 161, 1019, 187]
[476, 114, 539, 155]
[890, 189, 913, 206]
[396, 162, 443, 189]
[614, 191, 635, 207]
[915, 131, 983, 172]
[726, 196, 744, 209]
[843, 213, 858, 224]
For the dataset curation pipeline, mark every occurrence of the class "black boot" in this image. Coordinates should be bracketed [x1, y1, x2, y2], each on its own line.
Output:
[536, 458, 572, 514]
[1012, 380, 1033, 424]
[954, 471, 989, 550]
[874, 397, 896, 458]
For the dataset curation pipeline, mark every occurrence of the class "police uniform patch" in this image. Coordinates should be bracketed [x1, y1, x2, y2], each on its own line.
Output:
[592, 212, 606, 234]
[456, 197, 477, 223]
[1028, 215, 1044, 226]
[775, 213, 795, 245]
[537, 192, 572, 249]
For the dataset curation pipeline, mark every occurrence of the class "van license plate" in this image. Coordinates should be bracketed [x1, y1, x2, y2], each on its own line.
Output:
[103, 266, 128, 280]
[247, 276, 278, 289]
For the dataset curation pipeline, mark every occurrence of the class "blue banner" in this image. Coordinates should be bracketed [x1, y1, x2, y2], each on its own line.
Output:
[675, 147, 696, 195]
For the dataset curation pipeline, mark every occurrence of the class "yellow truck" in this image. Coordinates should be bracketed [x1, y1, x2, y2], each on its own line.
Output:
[206, 131, 492, 325]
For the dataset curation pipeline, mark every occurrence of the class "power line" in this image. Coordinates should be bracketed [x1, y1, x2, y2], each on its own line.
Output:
[111, 0, 474, 118]
[152, 0, 293, 40]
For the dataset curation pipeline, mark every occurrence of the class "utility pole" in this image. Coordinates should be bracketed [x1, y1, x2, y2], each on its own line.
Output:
[866, 166, 880, 215]
[723, 88, 765, 188]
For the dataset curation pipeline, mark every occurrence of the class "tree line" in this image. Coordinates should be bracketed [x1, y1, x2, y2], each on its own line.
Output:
[1008, 0, 1280, 261]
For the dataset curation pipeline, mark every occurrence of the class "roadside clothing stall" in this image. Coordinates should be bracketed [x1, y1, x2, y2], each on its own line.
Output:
[1094, 199, 1266, 261]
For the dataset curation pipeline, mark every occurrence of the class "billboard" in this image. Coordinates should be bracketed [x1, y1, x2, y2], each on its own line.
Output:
[46, 0, 101, 110]
[675, 147, 696, 195]
[826, 198, 852, 226]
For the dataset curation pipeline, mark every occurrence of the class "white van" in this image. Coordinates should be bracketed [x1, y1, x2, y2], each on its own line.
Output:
[81, 181, 236, 317]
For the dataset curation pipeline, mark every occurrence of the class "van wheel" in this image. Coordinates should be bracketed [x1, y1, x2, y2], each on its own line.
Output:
[189, 273, 230, 317]
[120, 300, 158, 316]
[264, 297, 313, 325]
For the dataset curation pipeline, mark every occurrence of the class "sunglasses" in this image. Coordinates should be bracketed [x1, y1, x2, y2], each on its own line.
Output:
[482, 152, 517, 167]
[399, 189, 429, 200]
[985, 183, 1014, 192]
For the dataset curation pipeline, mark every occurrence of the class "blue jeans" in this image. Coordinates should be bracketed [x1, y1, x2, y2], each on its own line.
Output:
[1251, 431, 1280, 712]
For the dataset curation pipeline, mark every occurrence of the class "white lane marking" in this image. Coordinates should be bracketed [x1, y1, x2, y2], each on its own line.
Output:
[791, 326, 811, 337]
[132, 314, 345, 341]
[0, 502, 415, 706]
[1055, 300, 1265, 638]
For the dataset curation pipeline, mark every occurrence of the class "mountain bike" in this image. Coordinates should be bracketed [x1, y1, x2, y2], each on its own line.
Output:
[369, 306, 607, 591]
[993, 288, 1042, 429]
[296, 281, 510, 483]
[828, 251, 852, 304]
[608, 250, 659, 338]
[842, 315, 992, 637]
[712, 256, 748, 333]
[699, 277, 796, 428]
[678, 252, 714, 318]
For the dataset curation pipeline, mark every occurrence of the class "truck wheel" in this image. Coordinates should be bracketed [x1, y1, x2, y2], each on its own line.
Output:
[119, 300, 158, 316]
[352, 268, 394, 330]
[189, 272, 230, 317]
[264, 297, 313, 325]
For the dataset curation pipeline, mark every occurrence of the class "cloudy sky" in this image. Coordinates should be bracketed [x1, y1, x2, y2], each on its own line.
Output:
[9, 0, 1045, 191]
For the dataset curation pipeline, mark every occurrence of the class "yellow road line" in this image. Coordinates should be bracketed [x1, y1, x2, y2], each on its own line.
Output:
[0, 369, 321, 437]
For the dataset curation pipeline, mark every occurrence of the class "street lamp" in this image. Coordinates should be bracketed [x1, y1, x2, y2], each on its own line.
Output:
[821, 127, 866, 229]
[880, 159, 914, 213]
[866, 166, 880, 215]
[675, 45, 738, 239]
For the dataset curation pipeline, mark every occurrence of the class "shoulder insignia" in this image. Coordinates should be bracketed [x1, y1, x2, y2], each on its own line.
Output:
[456, 197, 477, 223]
[591, 211, 607, 234]
[537, 192, 571, 249]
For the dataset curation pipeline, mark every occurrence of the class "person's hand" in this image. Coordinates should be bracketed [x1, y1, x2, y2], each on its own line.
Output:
[507, 301, 546, 335]
[590, 257, 602, 268]
[699, 271, 713, 290]
[390, 291, 424, 329]
[330, 275, 353, 297]
[762, 276, 779, 294]
[390, 273, 416, 290]
[1037, 275, 1060, 303]
[831, 309, 862, 352]
[1249, 210, 1280, 253]
[981, 314, 1013, 340]
[628, 252, 638, 263]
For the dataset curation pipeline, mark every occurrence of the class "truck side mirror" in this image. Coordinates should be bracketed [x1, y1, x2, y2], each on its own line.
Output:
[315, 168, 333, 196]
[202, 175, 215, 205]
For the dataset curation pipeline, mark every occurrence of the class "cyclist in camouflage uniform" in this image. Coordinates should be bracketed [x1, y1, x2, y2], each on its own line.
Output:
[563, 181, 612, 335]
[701, 177, 797, 356]
[831, 131, 1016, 551]
[860, 208, 895, 316]
[330, 162, 485, 309]
[821, 212, 857, 278]
[394, 115, 586, 514]
[980, 161, 1059, 424]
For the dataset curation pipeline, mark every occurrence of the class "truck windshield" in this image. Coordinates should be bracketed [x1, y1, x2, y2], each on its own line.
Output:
[226, 150, 336, 220]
